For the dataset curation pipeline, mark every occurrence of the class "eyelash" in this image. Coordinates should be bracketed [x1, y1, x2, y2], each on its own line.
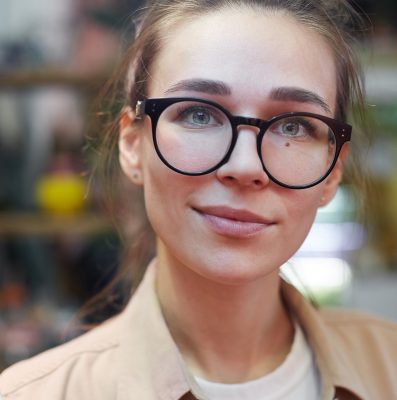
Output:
[175, 104, 222, 123]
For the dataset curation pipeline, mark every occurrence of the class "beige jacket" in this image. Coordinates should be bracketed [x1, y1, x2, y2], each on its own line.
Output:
[1, 259, 396, 400]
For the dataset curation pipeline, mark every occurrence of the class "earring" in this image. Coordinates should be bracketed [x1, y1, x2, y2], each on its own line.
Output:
[132, 171, 141, 181]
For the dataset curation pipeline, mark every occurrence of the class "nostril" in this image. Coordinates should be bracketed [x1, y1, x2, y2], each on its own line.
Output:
[223, 175, 237, 183]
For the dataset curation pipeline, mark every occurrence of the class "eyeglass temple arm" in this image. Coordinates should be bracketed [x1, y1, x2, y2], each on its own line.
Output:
[135, 100, 146, 119]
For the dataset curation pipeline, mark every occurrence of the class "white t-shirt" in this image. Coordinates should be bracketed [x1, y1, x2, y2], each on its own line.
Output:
[194, 323, 321, 400]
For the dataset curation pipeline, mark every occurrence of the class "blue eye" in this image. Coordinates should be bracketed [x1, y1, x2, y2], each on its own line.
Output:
[175, 105, 225, 128]
[270, 117, 317, 139]
[282, 121, 301, 136]
[183, 107, 212, 125]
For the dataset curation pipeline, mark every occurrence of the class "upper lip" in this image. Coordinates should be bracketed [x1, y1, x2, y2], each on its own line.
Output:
[193, 205, 273, 224]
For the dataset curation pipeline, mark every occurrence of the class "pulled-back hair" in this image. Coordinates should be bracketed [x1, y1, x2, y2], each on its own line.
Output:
[85, 0, 368, 324]
[128, 0, 365, 121]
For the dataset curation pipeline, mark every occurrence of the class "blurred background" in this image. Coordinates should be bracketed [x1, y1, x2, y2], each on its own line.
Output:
[0, 0, 396, 371]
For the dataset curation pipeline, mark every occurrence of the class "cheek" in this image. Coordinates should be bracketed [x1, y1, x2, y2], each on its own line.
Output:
[142, 169, 177, 247]
[139, 135, 195, 235]
[141, 143, 173, 226]
[140, 130, 166, 186]
[282, 188, 323, 243]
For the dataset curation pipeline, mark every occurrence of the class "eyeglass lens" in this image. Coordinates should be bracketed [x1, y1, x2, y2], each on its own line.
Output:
[155, 100, 336, 187]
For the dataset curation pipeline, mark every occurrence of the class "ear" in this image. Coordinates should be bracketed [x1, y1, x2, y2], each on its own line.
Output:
[119, 107, 144, 186]
[319, 144, 349, 207]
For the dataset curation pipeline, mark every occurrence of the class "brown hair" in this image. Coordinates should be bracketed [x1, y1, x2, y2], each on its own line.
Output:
[85, 0, 368, 324]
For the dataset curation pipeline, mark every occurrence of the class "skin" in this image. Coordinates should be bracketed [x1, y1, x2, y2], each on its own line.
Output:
[119, 7, 345, 383]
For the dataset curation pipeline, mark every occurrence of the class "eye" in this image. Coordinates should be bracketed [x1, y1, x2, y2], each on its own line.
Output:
[176, 104, 225, 128]
[281, 121, 301, 136]
[269, 117, 317, 139]
[187, 108, 211, 125]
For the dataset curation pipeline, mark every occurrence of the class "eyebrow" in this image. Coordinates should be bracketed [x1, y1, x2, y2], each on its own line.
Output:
[164, 79, 331, 114]
[269, 87, 332, 114]
[164, 79, 232, 96]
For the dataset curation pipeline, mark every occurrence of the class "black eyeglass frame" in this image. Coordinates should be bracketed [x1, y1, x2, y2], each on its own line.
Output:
[135, 97, 352, 189]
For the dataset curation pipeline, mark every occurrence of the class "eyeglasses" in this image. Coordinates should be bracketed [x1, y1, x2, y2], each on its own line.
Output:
[135, 97, 351, 189]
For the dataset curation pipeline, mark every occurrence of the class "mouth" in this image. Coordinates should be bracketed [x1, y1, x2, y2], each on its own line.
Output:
[192, 205, 275, 238]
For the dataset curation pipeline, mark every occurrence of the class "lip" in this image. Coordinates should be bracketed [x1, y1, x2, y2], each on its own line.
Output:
[193, 205, 275, 238]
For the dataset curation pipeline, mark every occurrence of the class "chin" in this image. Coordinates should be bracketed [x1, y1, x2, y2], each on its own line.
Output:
[189, 254, 281, 287]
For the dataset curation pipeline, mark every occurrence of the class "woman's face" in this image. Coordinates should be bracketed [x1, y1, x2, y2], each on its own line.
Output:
[120, 8, 343, 285]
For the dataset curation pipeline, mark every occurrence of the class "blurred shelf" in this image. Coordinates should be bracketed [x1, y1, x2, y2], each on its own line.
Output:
[0, 212, 113, 236]
[0, 69, 108, 90]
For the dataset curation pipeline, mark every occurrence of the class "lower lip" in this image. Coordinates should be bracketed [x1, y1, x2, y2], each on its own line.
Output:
[196, 210, 271, 238]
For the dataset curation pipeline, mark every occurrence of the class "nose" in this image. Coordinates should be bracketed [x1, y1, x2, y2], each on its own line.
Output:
[216, 126, 270, 189]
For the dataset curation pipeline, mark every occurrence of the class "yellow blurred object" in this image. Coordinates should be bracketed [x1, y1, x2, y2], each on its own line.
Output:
[36, 173, 87, 215]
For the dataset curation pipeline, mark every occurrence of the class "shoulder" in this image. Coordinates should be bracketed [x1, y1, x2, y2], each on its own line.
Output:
[282, 278, 397, 344]
[307, 307, 397, 398]
[0, 315, 122, 399]
[319, 307, 397, 361]
[320, 307, 397, 334]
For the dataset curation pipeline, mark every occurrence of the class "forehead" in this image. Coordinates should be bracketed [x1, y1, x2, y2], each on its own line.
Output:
[148, 7, 337, 113]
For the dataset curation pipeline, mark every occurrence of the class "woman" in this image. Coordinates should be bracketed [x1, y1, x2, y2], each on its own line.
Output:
[1, 1, 396, 399]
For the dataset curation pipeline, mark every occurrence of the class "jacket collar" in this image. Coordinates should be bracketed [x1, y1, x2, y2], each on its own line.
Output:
[115, 259, 368, 400]
[280, 280, 368, 400]
[116, 259, 204, 400]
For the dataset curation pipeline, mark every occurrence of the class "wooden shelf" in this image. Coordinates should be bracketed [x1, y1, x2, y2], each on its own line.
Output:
[0, 212, 113, 236]
[0, 69, 108, 90]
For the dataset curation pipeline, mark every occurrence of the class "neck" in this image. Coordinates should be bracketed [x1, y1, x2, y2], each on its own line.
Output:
[155, 249, 294, 383]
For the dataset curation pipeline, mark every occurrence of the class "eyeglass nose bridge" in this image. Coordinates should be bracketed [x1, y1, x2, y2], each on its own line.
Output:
[231, 117, 271, 154]
[224, 115, 269, 173]
[233, 116, 268, 131]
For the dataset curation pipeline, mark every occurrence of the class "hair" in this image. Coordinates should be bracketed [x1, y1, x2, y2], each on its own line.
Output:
[83, 0, 369, 325]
